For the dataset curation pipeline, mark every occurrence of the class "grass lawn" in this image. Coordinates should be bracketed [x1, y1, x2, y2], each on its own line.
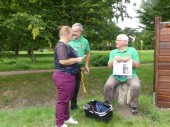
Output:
[1, 64, 170, 127]
[0, 50, 154, 71]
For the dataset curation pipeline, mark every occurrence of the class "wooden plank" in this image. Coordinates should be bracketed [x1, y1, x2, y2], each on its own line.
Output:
[160, 42, 170, 49]
[157, 95, 170, 101]
[159, 35, 170, 42]
[157, 89, 170, 96]
[159, 56, 170, 62]
[159, 70, 170, 76]
[159, 49, 170, 55]
[160, 28, 170, 35]
[159, 63, 170, 70]
[157, 101, 170, 108]
[159, 76, 170, 82]
[158, 82, 170, 89]
[160, 36, 170, 42]
[160, 23, 170, 28]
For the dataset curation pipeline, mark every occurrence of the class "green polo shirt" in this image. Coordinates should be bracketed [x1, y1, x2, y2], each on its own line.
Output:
[68, 35, 90, 57]
[109, 47, 140, 82]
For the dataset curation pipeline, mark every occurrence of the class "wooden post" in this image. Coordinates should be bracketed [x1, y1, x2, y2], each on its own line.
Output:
[154, 17, 161, 106]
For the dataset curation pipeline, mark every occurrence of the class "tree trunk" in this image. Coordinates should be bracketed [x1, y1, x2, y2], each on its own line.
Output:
[27, 49, 31, 55]
[27, 49, 36, 63]
[14, 48, 19, 55]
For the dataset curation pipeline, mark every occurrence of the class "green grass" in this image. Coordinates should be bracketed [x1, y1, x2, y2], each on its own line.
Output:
[1, 65, 170, 127]
[0, 50, 154, 71]
[1, 101, 170, 127]
[138, 50, 154, 64]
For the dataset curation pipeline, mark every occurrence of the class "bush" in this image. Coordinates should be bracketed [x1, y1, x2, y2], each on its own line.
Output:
[14, 63, 31, 70]
[90, 54, 109, 67]
[1, 96, 11, 105]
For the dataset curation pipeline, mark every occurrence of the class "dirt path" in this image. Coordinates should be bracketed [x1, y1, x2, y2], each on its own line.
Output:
[0, 67, 108, 76]
[0, 69, 54, 76]
[0, 64, 152, 76]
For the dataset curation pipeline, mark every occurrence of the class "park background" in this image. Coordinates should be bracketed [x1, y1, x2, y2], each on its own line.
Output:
[0, 0, 170, 127]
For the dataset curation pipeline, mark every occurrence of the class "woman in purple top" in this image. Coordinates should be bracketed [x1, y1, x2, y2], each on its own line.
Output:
[53, 26, 84, 127]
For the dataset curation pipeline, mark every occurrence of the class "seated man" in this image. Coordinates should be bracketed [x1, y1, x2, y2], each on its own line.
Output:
[103, 34, 140, 115]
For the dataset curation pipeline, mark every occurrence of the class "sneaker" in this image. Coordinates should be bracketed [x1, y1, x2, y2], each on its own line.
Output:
[56, 124, 68, 127]
[64, 117, 78, 124]
[130, 106, 139, 115]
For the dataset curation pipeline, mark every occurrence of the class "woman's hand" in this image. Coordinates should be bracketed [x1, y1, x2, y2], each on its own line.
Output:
[77, 57, 84, 63]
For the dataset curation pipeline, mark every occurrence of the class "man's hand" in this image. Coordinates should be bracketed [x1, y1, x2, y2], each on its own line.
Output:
[84, 66, 90, 74]
[121, 55, 131, 62]
[114, 56, 122, 63]
[114, 55, 131, 63]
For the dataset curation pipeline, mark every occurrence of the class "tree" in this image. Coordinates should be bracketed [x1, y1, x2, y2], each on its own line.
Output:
[1, 0, 133, 62]
[136, 0, 170, 49]
[138, 0, 170, 31]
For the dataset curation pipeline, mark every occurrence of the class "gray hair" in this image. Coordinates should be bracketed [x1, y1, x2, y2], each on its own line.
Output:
[72, 23, 83, 31]
[117, 34, 129, 45]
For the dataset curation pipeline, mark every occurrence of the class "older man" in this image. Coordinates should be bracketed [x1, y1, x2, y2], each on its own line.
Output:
[104, 34, 140, 115]
[68, 23, 91, 110]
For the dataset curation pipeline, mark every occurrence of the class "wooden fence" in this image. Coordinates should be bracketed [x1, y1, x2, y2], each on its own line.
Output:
[154, 17, 170, 108]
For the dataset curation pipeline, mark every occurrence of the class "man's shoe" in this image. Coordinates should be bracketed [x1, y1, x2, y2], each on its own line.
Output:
[130, 106, 139, 115]
[56, 124, 68, 127]
[64, 117, 78, 124]
[71, 105, 78, 110]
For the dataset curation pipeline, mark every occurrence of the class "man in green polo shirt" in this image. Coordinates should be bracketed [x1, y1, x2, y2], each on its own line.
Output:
[104, 34, 140, 115]
[68, 23, 90, 110]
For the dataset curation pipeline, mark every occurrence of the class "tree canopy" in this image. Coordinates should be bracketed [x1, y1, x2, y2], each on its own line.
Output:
[133, 0, 170, 50]
[0, 0, 131, 52]
[138, 0, 170, 31]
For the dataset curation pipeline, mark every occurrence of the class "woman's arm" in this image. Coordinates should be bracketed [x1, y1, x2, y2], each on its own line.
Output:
[59, 57, 83, 65]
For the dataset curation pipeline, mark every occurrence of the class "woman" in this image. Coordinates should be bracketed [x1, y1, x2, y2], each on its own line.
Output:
[53, 26, 84, 127]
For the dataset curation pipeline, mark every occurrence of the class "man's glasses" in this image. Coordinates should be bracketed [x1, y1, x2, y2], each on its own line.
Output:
[116, 40, 124, 41]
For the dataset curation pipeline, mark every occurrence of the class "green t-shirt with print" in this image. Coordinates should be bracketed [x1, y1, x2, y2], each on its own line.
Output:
[68, 35, 90, 57]
[109, 47, 140, 82]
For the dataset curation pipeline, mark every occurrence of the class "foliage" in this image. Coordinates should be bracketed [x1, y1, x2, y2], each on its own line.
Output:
[132, 30, 154, 50]
[1, 96, 11, 105]
[90, 54, 109, 66]
[135, 0, 170, 50]
[14, 62, 31, 70]
[138, 0, 170, 31]
[0, 0, 133, 59]
[0, 48, 5, 62]
[0, 49, 15, 62]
